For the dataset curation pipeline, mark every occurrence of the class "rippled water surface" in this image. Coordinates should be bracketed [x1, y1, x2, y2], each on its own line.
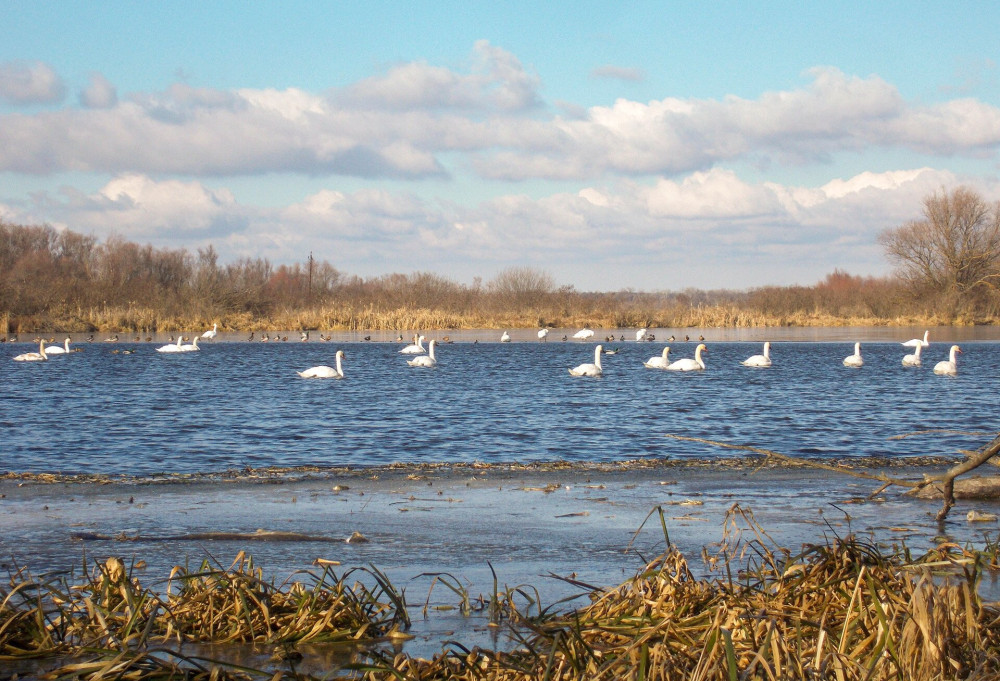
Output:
[3, 332, 998, 475]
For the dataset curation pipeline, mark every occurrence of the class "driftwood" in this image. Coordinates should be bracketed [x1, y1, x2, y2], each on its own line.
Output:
[664, 431, 1000, 522]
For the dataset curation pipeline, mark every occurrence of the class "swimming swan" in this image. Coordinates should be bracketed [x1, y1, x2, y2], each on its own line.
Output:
[742, 342, 771, 368]
[902, 330, 929, 348]
[399, 334, 426, 354]
[569, 344, 603, 377]
[13, 340, 48, 362]
[666, 343, 707, 371]
[156, 336, 186, 353]
[902, 343, 922, 367]
[179, 336, 200, 352]
[44, 337, 72, 355]
[843, 342, 863, 368]
[407, 339, 437, 367]
[933, 345, 962, 375]
[201, 323, 218, 340]
[297, 350, 345, 378]
[643, 346, 671, 369]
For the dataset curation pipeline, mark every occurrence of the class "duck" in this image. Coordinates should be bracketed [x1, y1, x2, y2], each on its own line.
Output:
[643, 346, 671, 369]
[902, 343, 922, 367]
[572, 328, 594, 340]
[569, 344, 603, 377]
[300, 331, 309, 342]
[500, 331, 511, 343]
[933, 345, 962, 375]
[399, 334, 426, 354]
[843, 342, 863, 368]
[13, 340, 48, 362]
[741, 342, 772, 368]
[201, 324, 218, 340]
[44, 337, 73, 355]
[635, 328, 647, 342]
[104, 335, 119, 342]
[297, 350, 345, 378]
[902, 330, 930, 348]
[538, 328, 549, 342]
[407, 340, 437, 367]
[666, 343, 707, 371]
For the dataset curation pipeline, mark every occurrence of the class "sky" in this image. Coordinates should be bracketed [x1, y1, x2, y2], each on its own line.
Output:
[1, 1, 999, 292]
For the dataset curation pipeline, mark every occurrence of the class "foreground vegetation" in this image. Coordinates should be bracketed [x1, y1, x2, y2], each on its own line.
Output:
[4, 213, 1000, 335]
[3, 509, 999, 680]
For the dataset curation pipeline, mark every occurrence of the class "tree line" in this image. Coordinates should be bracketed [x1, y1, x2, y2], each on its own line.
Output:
[2, 186, 999, 333]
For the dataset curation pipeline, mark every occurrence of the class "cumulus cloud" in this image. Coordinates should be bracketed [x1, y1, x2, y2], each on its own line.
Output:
[0, 60, 65, 104]
[79, 72, 117, 109]
[591, 65, 644, 82]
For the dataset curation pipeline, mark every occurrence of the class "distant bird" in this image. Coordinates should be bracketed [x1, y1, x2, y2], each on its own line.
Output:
[572, 328, 594, 341]
[538, 328, 549, 341]
[569, 344, 603, 377]
[201, 324, 218, 340]
[843, 342, 863, 368]
[902, 330, 930, 348]
[561, 335, 567, 341]
[363, 335, 371, 342]
[667, 344, 707, 371]
[407, 340, 438, 368]
[297, 350, 345, 379]
[500, 331, 511, 343]
[300, 331, 309, 342]
[247, 331, 254, 342]
[104, 335, 119, 342]
[933, 345, 962, 375]
[902, 343, 922, 367]
[668, 335, 675, 342]
[400, 335, 426, 354]
[396, 334, 404, 342]
[643, 346, 671, 369]
[13, 340, 48, 362]
[636, 328, 647, 342]
[741, 342, 772, 368]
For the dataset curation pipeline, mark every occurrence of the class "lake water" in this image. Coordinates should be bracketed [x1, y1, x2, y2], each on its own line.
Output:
[2, 327, 997, 475]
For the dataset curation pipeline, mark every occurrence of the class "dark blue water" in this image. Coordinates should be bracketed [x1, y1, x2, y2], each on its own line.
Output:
[2, 338, 996, 475]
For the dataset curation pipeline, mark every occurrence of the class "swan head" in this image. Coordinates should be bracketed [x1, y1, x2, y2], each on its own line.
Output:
[696, 343, 707, 353]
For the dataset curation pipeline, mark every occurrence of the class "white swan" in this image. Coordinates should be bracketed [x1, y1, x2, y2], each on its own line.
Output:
[741, 342, 771, 368]
[902, 330, 929, 348]
[500, 331, 511, 343]
[538, 328, 549, 341]
[569, 344, 603, 376]
[666, 343, 707, 371]
[13, 340, 48, 362]
[201, 323, 218, 340]
[297, 350, 345, 378]
[902, 343, 922, 367]
[843, 342, 863, 368]
[635, 328, 647, 342]
[156, 336, 186, 353]
[399, 334, 426, 354]
[933, 345, 962, 375]
[179, 336, 200, 352]
[408, 339, 437, 367]
[44, 337, 72, 355]
[643, 346, 671, 369]
[572, 328, 594, 340]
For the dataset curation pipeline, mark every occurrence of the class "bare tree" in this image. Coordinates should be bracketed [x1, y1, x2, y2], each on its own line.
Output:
[879, 186, 1000, 298]
[488, 266, 555, 309]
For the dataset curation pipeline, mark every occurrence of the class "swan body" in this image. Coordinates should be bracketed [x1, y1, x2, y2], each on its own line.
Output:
[44, 338, 72, 355]
[179, 336, 200, 352]
[408, 340, 437, 367]
[399, 335, 426, 354]
[666, 343, 707, 371]
[643, 346, 671, 369]
[843, 342, 863, 368]
[933, 345, 962, 375]
[742, 342, 771, 368]
[636, 328, 647, 342]
[572, 328, 594, 340]
[902, 330, 929, 348]
[538, 328, 548, 341]
[201, 323, 218, 340]
[297, 350, 345, 378]
[500, 331, 511, 343]
[156, 336, 186, 353]
[13, 340, 48, 362]
[569, 344, 603, 376]
[902, 343, 922, 367]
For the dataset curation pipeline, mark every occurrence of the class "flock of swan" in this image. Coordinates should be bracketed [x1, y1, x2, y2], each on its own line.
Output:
[10, 327, 966, 378]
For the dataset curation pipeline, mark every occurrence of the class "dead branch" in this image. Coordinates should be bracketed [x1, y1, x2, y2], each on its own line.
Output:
[932, 432, 1000, 522]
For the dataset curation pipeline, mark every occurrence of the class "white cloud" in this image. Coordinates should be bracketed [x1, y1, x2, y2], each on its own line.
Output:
[0, 60, 65, 104]
[79, 72, 117, 109]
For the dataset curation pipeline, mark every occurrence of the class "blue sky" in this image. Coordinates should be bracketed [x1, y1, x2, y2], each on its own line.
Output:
[1, 1, 998, 290]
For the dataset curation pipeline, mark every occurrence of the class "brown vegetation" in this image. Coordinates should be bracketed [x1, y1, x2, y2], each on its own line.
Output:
[2, 216, 999, 335]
